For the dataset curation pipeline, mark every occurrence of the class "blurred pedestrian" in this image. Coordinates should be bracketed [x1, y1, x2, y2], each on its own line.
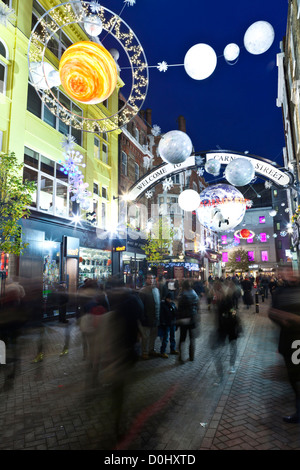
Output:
[159, 293, 178, 358]
[241, 276, 254, 310]
[138, 273, 160, 359]
[210, 279, 243, 380]
[176, 280, 200, 362]
[268, 267, 300, 424]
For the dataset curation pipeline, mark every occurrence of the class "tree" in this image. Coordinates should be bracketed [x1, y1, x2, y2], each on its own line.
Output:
[226, 248, 250, 273]
[143, 216, 174, 265]
[0, 152, 36, 255]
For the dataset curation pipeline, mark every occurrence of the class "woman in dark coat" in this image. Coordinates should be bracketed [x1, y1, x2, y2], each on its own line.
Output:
[177, 280, 200, 362]
[241, 276, 254, 309]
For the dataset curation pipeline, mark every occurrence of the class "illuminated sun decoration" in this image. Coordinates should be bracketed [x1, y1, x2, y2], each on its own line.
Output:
[59, 41, 118, 104]
[240, 229, 250, 239]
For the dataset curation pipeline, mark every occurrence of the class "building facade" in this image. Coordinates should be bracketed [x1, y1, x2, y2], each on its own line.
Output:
[276, 0, 300, 268]
[0, 0, 122, 315]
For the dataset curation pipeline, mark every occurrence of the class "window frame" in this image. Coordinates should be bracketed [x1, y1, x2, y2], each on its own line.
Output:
[23, 147, 70, 218]
[0, 39, 9, 96]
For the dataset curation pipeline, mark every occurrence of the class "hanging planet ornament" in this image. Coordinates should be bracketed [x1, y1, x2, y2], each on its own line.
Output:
[83, 15, 103, 37]
[184, 43, 217, 80]
[244, 21, 275, 55]
[240, 229, 250, 238]
[225, 158, 255, 186]
[178, 189, 200, 211]
[196, 184, 247, 232]
[59, 41, 117, 104]
[223, 43, 240, 63]
[205, 159, 221, 176]
[158, 130, 193, 164]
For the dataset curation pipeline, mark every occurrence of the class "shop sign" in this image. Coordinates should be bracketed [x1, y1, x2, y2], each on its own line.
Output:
[112, 238, 127, 252]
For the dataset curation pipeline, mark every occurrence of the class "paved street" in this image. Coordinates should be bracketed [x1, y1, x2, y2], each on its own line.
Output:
[0, 294, 299, 451]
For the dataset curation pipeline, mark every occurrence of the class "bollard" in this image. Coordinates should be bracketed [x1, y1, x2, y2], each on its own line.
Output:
[255, 292, 259, 313]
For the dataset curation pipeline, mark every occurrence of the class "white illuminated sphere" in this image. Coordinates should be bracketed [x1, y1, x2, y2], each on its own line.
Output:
[184, 43, 217, 80]
[269, 209, 277, 217]
[196, 184, 246, 232]
[30, 61, 59, 90]
[225, 158, 255, 186]
[244, 21, 275, 55]
[83, 15, 103, 36]
[205, 159, 221, 176]
[158, 130, 193, 164]
[223, 43, 240, 62]
[178, 189, 200, 212]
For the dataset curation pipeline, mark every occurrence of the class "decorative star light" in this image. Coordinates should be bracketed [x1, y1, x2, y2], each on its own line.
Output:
[0, 3, 15, 26]
[61, 135, 76, 152]
[197, 167, 205, 177]
[157, 61, 168, 72]
[273, 233, 278, 238]
[264, 180, 273, 189]
[60, 149, 92, 209]
[162, 177, 174, 191]
[151, 124, 161, 136]
[285, 208, 290, 213]
[145, 190, 153, 199]
[89, 1, 101, 13]
[124, 0, 136, 6]
[280, 231, 287, 237]
[246, 200, 253, 208]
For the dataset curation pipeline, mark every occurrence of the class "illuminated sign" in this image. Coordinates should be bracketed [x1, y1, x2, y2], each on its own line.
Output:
[127, 151, 293, 201]
[114, 245, 126, 252]
[63, 236, 80, 258]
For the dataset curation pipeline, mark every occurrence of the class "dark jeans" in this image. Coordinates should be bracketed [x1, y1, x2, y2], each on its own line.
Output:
[160, 325, 176, 353]
[179, 325, 196, 360]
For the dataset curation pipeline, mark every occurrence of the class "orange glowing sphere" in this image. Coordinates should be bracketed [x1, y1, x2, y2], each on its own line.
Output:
[240, 229, 250, 239]
[59, 41, 117, 104]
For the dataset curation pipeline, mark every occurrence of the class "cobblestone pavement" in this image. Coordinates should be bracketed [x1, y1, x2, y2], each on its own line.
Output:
[0, 295, 299, 451]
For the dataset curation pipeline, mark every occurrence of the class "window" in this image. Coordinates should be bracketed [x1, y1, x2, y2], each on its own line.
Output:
[134, 163, 139, 181]
[102, 142, 108, 164]
[273, 189, 278, 197]
[234, 235, 240, 244]
[102, 187, 107, 199]
[248, 251, 255, 262]
[221, 235, 227, 244]
[259, 216, 266, 224]
[171, 174, 180, 184]
[93, 183, 99, 196]
[94, 137, 100, 160]
[260, 233, 267, 242]
[23, 147, 69, 218]
[222, 252, 228, 262]
[122, 151, 127, 176]
[0, 39, 8, 95]
[247, 237, 253, 243]
[27, 83, 83, 146]
[261, 251, 269, 262]
[276, 222, 281, 231]
[278, 240, 282, 249]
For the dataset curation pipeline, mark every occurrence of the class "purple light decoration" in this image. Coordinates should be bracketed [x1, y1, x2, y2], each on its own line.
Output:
[247, 237, 253, 243]
[221, 235, 227, 244]
[248, 251, 255, 261]
[259, 216, 266, 224]
[261, 251, 269, 262]
[222, 252, 228, 262]
[260, 233, 267, 242]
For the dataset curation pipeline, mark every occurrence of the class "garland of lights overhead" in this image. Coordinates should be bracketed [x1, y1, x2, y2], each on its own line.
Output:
[27, 0, 149, 134]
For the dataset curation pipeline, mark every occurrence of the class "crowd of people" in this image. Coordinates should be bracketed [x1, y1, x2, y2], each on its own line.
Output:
[0, 267, 299, 432]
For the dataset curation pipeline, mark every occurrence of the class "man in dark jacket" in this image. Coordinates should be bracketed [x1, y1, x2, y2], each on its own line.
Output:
[177, 280, 200, 362]
[138, 273, 161, 359]
[159, 293, 178, 358]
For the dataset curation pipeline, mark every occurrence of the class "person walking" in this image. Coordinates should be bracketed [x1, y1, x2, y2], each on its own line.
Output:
[268, 267, 300, 424]
[159, 293, 178, 358]
[210, 279, 243, 380]
[139, 273, 161, 359]
[176, 280, 200, 362]
[241, 276, 254, 310]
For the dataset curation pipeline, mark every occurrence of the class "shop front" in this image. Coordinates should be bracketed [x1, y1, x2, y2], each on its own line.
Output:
[79, 247, 112, 285]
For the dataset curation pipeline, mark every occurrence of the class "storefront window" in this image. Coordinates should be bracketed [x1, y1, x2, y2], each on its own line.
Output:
[79, 247, 112, 283]
[39, 176, 53, 211]
[55, 182, 68, 217]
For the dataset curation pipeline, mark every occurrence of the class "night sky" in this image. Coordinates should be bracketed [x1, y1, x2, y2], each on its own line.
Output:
[98, 0, 288, 167]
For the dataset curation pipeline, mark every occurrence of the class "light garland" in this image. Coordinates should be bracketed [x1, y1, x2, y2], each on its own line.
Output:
[27, 1, 148, 133]
[291, 204, 300, 223]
